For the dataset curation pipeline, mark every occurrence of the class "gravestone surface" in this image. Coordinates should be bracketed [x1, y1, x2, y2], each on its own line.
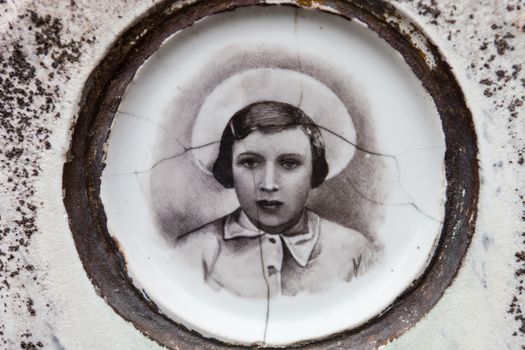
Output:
[0, 1, 523, 349]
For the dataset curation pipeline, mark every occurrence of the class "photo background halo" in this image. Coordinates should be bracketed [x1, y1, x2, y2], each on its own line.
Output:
[190, 68, 357, 180]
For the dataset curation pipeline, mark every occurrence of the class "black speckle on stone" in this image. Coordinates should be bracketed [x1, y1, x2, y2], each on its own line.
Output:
[512, 64, 522, 80]
[20, 340, 42, 350]
[496, 69, 506, 81]
[479, 78, 493, 86]
[494, 34, 512, 55]
[29, 11, 83, 71]
[8, 44, 35, 84]
[25, 298, 35, 316]
[0, 5, 95, 347]
[480, 41, 488, 50]
[416, 0, 442, 25]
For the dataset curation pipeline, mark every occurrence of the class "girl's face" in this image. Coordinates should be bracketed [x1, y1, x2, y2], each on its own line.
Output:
[232, 127, 313, 234]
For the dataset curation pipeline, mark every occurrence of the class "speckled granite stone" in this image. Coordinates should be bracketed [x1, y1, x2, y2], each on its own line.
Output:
[0, 1, 523, 349]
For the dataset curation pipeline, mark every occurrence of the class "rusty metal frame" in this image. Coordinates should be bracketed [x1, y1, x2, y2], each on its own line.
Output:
[63, 0, 479, 349]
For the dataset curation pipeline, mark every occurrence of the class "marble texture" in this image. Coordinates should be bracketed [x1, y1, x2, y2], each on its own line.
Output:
[0, 0, 523, 349]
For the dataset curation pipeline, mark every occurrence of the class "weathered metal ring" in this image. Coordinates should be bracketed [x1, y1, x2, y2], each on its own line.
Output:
[63, 1, 479, 348]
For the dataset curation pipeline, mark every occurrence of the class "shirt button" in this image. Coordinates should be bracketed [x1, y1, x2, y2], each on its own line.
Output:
[268, 237, 276, 244]
[267, 265, 277, 275]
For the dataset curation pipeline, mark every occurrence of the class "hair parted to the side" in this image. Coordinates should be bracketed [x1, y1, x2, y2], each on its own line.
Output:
[212, 101, 329, 188]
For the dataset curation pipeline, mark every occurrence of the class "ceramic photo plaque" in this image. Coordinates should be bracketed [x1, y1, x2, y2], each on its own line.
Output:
[63, 1, 478, 349]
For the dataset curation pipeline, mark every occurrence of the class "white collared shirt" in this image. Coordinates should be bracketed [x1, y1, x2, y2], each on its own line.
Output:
[176, 209, 377, 298]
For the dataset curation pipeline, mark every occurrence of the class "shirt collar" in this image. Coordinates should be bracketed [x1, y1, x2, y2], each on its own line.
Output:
[223, 209, 320, 267]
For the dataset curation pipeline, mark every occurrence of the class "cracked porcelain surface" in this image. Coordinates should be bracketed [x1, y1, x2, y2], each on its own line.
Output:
[101, 6, 445, 345]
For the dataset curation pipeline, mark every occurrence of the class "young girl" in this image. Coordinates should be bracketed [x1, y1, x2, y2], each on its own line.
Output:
[176, 101, 376, 298]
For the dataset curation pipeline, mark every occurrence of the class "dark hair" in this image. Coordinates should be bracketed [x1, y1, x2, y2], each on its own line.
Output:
[212, 101, 329, 188]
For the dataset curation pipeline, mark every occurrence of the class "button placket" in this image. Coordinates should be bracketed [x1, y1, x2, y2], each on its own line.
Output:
[260, 235, 283, 296]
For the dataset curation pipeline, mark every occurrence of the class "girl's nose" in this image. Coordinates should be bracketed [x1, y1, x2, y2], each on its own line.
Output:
[260, 163, 279, 192]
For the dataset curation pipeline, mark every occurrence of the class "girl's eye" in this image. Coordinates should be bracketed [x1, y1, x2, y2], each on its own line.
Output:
[281, 160, 300, 170]
[241, 159, 259, 169]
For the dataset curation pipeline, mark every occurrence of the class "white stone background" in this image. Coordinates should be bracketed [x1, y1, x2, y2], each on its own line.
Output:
[0, 0, 523, 349]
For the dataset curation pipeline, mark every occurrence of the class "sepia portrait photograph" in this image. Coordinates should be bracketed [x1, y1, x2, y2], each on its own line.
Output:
[100, 6, 447, 345]
[174, 100, 379, 298]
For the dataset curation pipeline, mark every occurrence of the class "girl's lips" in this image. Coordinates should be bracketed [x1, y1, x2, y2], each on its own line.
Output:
[256, 200, 284, 209]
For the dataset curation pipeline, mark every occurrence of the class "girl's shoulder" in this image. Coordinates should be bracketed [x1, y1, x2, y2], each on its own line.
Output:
[174, 215, 228, 262]
[316, 215, 381, 275]
[317, 216, 370, 248]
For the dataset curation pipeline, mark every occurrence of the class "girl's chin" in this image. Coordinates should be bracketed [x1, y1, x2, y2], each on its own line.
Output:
[253, 218, 298, 234]
[244, 208, 304, 233]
